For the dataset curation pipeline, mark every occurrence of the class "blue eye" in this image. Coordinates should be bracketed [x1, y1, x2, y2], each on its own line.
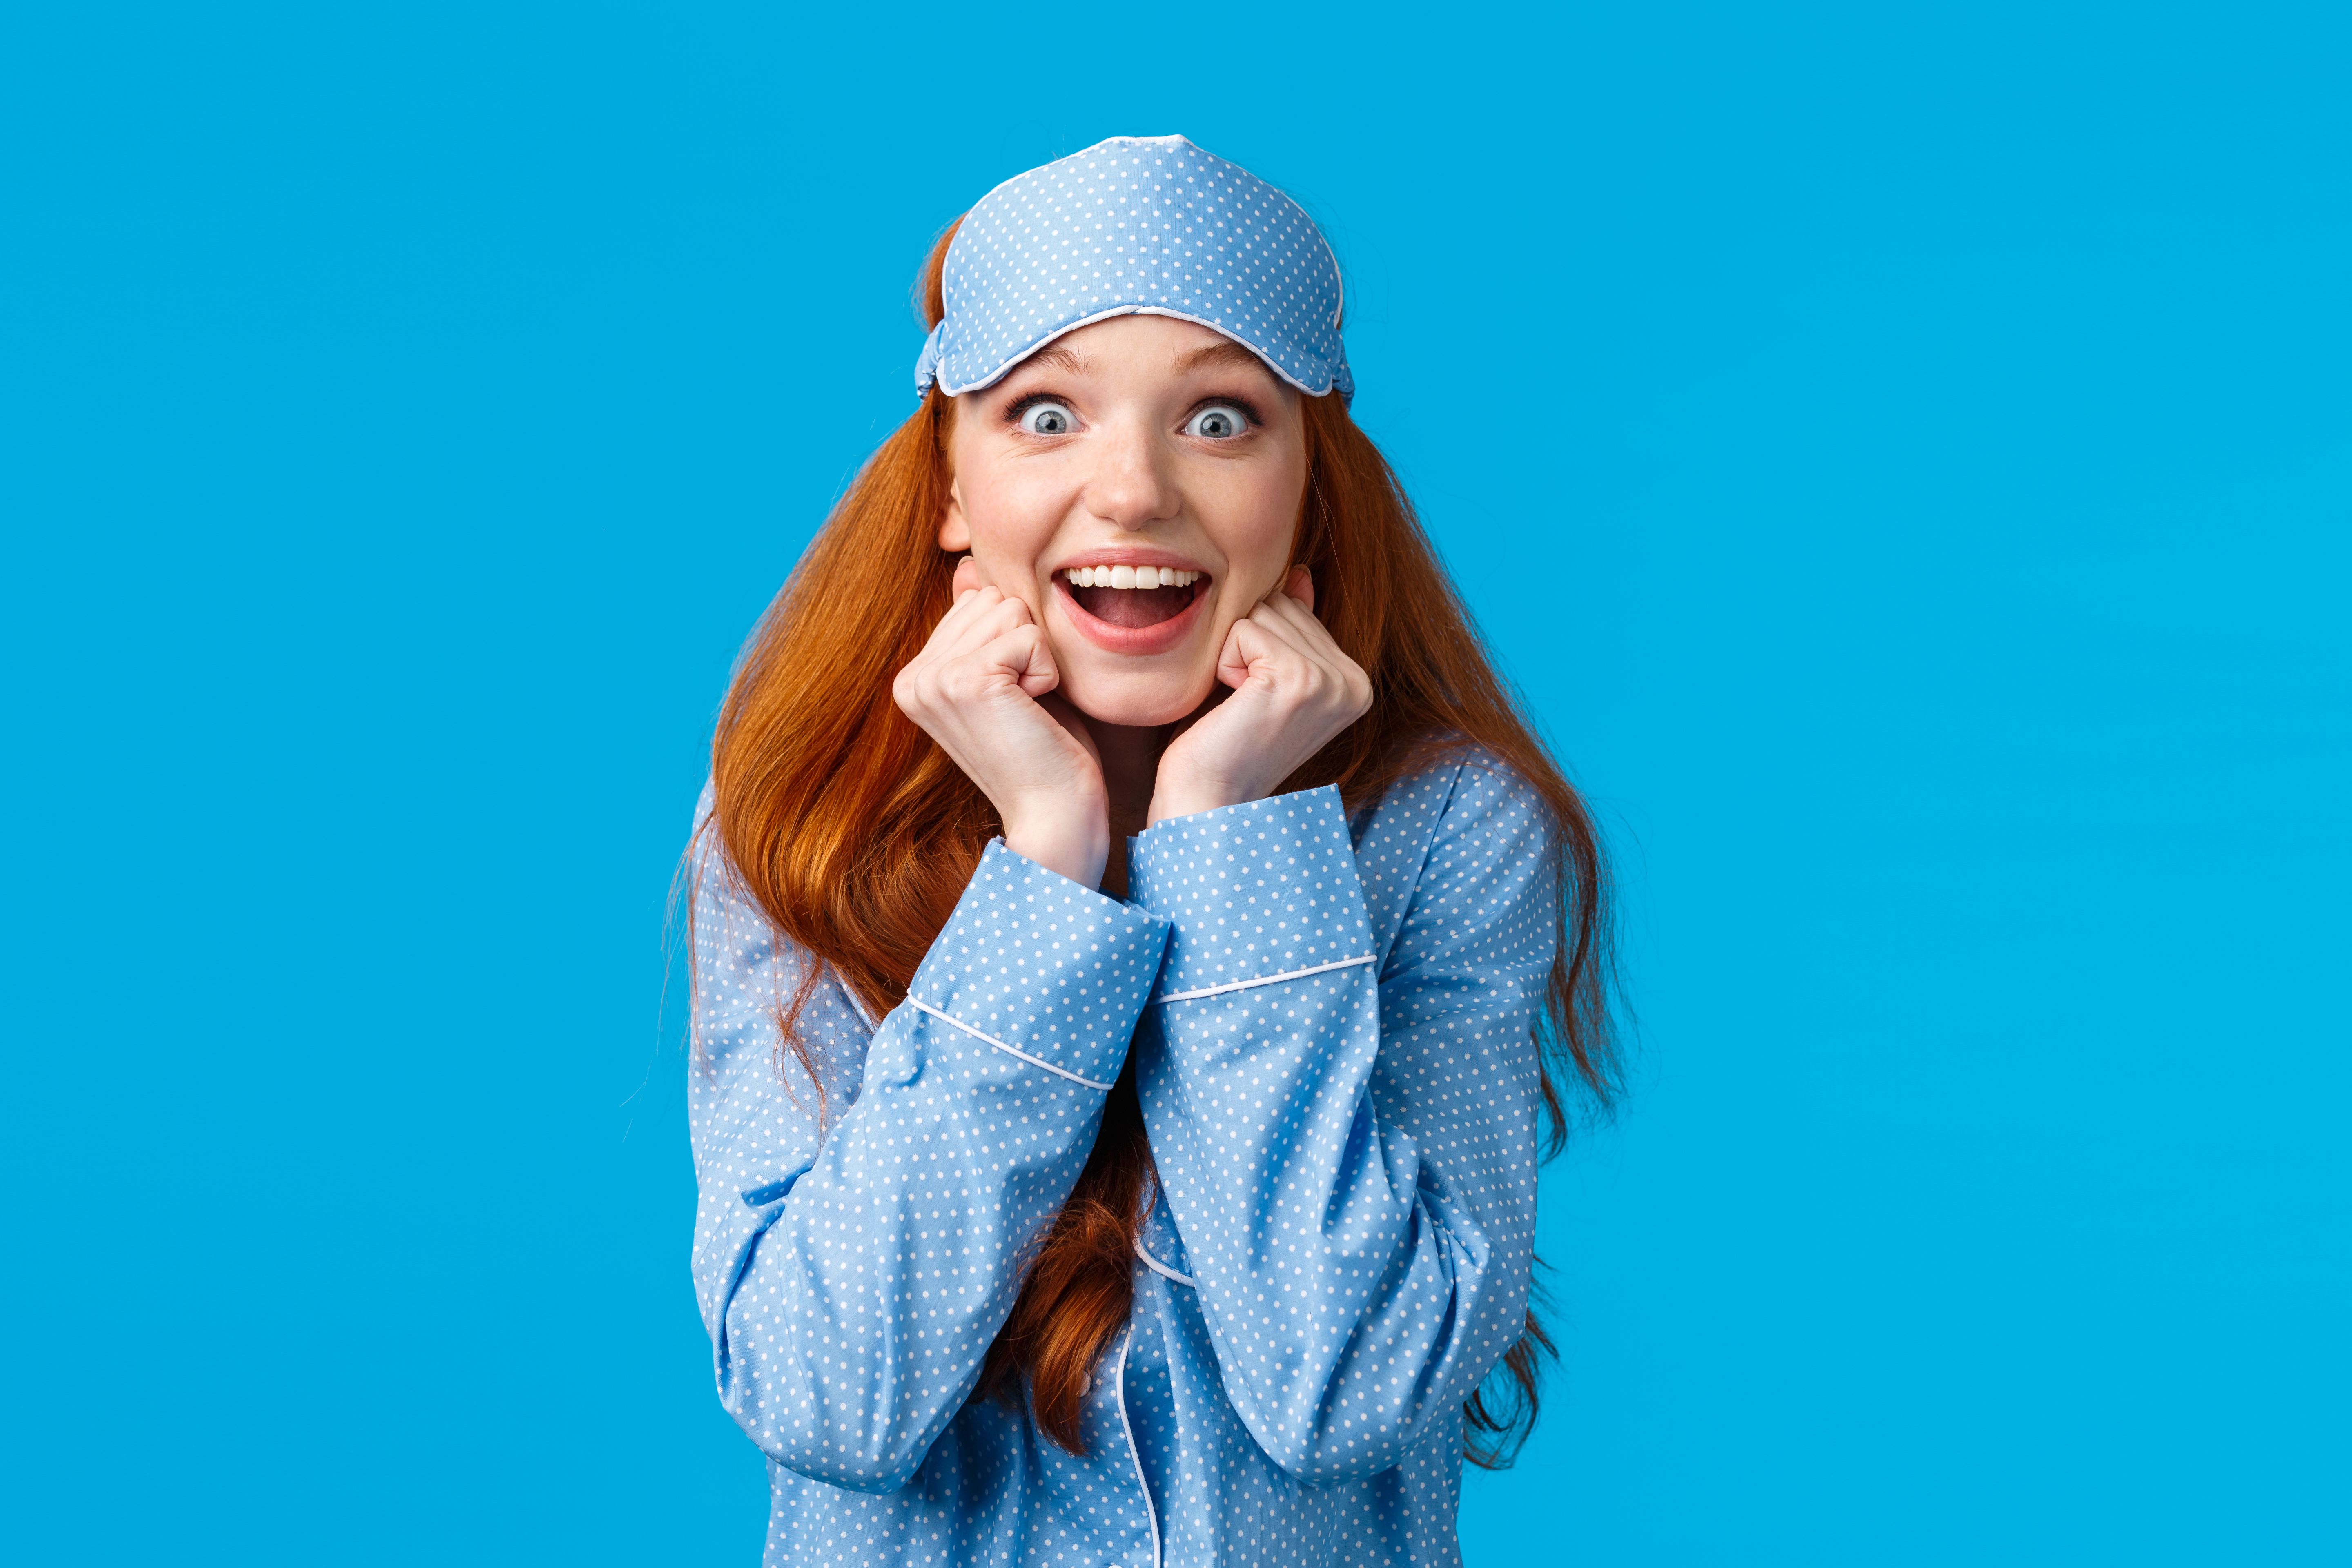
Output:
[1018, 402, 1076, 436]
[1185, 403, 1249, 439]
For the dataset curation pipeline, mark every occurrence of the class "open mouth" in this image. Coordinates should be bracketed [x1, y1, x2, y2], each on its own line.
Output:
[1059, 564, 1207, 631]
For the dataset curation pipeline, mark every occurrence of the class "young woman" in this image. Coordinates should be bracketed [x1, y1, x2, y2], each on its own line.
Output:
[689, 136, 1615, 1567]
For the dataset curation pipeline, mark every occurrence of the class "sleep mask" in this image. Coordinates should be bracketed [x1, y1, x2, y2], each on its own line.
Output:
[913, 135, 1352, 404]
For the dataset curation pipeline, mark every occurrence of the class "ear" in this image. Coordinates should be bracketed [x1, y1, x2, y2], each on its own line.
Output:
[937, 478, 971, 553]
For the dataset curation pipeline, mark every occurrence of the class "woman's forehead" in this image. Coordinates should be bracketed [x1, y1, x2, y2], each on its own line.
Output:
[984, 317, 1286, 392]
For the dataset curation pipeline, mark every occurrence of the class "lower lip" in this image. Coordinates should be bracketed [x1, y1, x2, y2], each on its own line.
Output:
[1054, 579, 1209, 656]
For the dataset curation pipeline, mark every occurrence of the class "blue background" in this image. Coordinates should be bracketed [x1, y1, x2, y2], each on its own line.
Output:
[4, 4, 2345, 1563]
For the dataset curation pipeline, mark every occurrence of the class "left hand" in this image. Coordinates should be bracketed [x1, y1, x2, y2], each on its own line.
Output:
[1147, 567, 1374, 825]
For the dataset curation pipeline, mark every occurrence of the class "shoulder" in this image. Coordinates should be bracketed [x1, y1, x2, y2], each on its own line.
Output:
[685, 779, 793, 980]
[1351, 742, 1557, 959]
[684, 778, 875, 1035]
[1356, 740, 1555, 850]
[686, 779, 744, 911]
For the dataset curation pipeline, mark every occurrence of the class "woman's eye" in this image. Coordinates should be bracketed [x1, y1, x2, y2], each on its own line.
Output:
[1184, 404, 1250, 440]
[1018, 402, 1076, 436]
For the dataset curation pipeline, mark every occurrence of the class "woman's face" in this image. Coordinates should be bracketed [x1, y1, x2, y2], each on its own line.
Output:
[940, 314, 1310, 727]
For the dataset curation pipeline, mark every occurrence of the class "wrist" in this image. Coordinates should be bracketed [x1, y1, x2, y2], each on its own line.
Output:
[1001, 795, 1109, 889]
[1146, 773, 1245, 828]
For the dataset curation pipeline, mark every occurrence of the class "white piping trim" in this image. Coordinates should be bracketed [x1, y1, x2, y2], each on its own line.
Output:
[1134, 1240, 1196, 1288]
[903, 999, 1116, 1092]
[833, 968, 879, 1032]
[1112, 1323, 1163, 1568]
[1152, 953, 1376, 1004]
[939, 305, 1339, 400]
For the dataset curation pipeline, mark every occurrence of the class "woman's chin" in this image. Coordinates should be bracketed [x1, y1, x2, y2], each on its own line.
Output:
[1059, 671, 1214, 731]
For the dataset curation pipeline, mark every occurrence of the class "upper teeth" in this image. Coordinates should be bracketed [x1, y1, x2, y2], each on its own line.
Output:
[1065, 566, 1200, 589]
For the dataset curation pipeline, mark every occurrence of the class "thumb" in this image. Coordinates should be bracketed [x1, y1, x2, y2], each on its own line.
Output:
[997, 624, 1062, 699]
[1216, 615, 1272, 690]
[952, 554, 986, 598]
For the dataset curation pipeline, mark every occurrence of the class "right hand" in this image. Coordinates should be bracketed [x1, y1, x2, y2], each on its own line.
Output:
[892, 558, 1109, 887]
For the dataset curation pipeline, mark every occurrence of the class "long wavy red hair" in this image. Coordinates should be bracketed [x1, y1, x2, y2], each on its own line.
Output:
[703, 221, 1617, 1466]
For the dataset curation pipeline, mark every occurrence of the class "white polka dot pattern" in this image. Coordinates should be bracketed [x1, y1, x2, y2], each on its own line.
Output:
[689, 754, 1557, 1567]
[914, 134, 1353, 404]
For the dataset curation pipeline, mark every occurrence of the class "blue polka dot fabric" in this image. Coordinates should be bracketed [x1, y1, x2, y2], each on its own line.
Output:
[914, 134, 1354, 404]
[689, 755, 1557, 1566]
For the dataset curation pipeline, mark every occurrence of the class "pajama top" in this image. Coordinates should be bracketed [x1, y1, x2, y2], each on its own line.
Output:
[688, 755, 1556, 1567]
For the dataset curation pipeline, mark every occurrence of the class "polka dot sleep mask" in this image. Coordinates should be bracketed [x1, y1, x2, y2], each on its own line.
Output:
[913, 134, 1352, 404]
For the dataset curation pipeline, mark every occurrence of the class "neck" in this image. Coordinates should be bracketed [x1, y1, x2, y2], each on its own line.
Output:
[1084, 718, 1171, 900]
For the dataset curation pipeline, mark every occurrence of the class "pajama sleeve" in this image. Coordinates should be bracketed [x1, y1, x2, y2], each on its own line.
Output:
[688, 810, 1171, 1493]
[1124, 768, 1553, 1482]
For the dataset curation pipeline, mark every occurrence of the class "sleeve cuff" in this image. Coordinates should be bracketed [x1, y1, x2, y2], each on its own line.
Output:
[904, 839, 1170, 1089]
[1124, 786, 1375, 998]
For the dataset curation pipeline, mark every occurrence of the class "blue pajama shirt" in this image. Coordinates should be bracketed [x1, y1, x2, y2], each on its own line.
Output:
[688, 756, 1556, 1567]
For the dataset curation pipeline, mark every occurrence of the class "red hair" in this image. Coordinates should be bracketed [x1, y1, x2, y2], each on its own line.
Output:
[704, 221, 1616, 1466]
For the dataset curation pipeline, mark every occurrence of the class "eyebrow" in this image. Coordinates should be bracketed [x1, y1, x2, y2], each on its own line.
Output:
[1178, 339, 1271, 376]
[1014, 343, 1090, 378]
[999, 335, 1269, 388]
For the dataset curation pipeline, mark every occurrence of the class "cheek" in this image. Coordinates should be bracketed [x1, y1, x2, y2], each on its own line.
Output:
[955, 468, 1066, 577]
[1203, 459, 1309, 600]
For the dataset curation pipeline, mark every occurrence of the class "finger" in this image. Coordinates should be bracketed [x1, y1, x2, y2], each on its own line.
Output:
[1240, 613, 1361, 715]
[1218, 614, 1303, 690]
[1252, 588, 1350, 663]
[1279, 564, 1314, 612]
[1215, 615, 1255, 690]
[980, 624, 1061, 699]
[951, 554, 986, 599]
[947, 594, 1034, 660]
[1254, 580, 1328, 639]
[1238, 595, 1323, 662]
[909, 593, 1020, 696]
[937, 590, 1032, 661]
[921, 578, 1000, 653]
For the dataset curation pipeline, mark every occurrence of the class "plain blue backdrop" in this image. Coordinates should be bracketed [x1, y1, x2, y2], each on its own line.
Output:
[4, 4, 2345, 1563]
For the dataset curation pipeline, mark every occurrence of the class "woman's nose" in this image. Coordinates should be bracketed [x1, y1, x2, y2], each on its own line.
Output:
[1080, 418, 1179, 530]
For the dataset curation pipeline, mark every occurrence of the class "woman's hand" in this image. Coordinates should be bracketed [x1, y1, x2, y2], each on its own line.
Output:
[893, 558, 1110, 887]
[1148, 568, 1373, 826]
